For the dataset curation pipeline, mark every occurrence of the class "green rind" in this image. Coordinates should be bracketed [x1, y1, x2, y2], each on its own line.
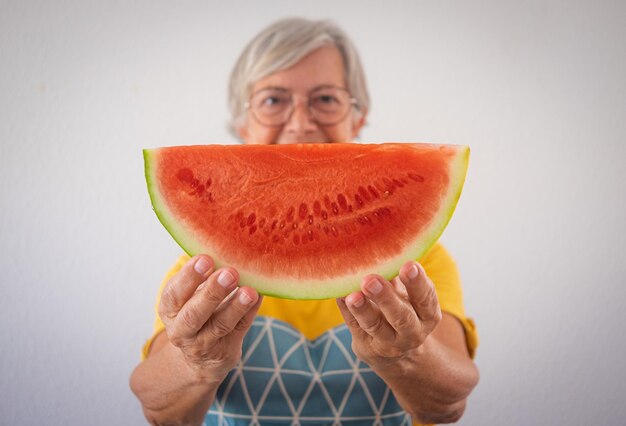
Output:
[144, 144, 469, 300]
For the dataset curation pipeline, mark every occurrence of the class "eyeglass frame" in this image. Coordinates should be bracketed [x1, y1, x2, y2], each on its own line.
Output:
[244, 85, 359, 127]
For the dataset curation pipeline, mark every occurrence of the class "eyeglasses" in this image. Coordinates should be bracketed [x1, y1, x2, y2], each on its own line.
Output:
[245, 86, 358, 127]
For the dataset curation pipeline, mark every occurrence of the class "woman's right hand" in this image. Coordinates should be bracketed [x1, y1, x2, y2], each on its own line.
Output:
[158, 255, 262, 382]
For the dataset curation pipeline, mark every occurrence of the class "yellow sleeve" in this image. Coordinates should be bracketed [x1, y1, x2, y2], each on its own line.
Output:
[420, 243, 479, 358]
[140, 255, 190, 360]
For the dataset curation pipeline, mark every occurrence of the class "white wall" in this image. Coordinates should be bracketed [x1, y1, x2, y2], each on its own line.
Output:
[1, 0, 625, 424]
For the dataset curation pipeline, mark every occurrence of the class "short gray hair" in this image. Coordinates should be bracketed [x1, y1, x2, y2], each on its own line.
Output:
[228, 17, 370, 136]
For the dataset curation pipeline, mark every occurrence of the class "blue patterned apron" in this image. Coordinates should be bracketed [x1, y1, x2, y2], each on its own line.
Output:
[205, 316, 411, 425]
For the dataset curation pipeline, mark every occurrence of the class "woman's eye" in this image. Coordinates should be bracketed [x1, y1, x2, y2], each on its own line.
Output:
[316, 95, 338, 104]
[263, 96, 283, 105]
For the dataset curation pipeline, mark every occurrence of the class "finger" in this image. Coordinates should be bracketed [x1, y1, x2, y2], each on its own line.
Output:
[336, 297, 369, 341]
[360, 275, 417, 337]
[171, 267, 239, 341]
[344, 287, 396, 341]
[230, 293, 264, 342]
[159, 255, 215, 324]
[390, 276, 409, 299]
[400, 262, 442, 334]
[203, 286, 260, 340]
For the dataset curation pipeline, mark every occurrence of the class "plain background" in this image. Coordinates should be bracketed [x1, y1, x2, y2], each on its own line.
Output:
[1, 0, 625, 424]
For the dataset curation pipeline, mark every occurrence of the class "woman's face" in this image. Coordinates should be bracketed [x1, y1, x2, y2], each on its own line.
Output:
[237, 45, 366, 145]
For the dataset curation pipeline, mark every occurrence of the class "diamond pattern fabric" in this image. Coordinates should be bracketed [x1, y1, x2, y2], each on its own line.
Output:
[205, 316, 411, 425]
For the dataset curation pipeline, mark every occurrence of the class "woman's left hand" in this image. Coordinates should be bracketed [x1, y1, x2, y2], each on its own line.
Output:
[336, 261, 442, 369]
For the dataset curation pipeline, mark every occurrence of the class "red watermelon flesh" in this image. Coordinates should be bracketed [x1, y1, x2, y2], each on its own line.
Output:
[144, 143, 469, 299]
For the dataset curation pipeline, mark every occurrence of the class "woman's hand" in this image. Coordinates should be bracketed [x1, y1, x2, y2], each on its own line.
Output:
[158, 255, 262, 381]
[336, 261, 441, 369]
[130, 255, 262, 425]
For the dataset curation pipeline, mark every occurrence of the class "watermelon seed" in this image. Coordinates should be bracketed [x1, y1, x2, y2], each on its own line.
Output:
[272, 235, 280, 243]
[293, 235, 300, 245]
[331, 202, 339, 215]
[393, 178, 404, 188]
[379, 207, 391, 216]
[299, 203, 308, 219]
[279, 220, 285, 229]
[249, 225, 257, 235]
[301, 235, 308, 245]
[337, 194, 348, 210]
[354, 194, 364, 207]
[176, 168, 194, 184]
[308, 215, 314, 225]
[247, 213, 256, 226]
[313, 200, 322, 215]
[205, 178, 212, 188]
[271, 220, 278, 230]
[287, 206, 295, 222]
[383, 191, 390, 198]
[331, 226, 339, 237]
[239, 220, 246, 228]
[408, 173, 424, 182]
[321, 211, 328, 220]
[358, 186, 370, 202]
[307, 229, 313, 241]
[292, 223, 298, 229]
[368, 185, 380, 198]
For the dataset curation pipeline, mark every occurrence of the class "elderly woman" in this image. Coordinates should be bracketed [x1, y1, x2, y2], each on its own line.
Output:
[130, 18, 479, 425]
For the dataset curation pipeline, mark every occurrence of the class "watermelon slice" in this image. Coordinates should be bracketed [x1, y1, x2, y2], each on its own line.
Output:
[144, 143, 469, 299]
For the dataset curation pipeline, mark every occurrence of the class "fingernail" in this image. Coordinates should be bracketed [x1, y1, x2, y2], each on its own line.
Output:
[348, 294, 365, 308]
[217, 270, 235, 288]
[239, 291, 252, 305]
[408, 265, 419, 279]
[194, 258, 211, 275]
[367, 279, 383, 295]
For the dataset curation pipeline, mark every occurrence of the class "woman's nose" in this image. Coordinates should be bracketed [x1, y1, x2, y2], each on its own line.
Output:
[285, 98, 318, 133]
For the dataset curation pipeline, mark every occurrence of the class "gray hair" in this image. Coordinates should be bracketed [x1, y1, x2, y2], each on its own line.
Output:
[228, 17, 370, 136]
